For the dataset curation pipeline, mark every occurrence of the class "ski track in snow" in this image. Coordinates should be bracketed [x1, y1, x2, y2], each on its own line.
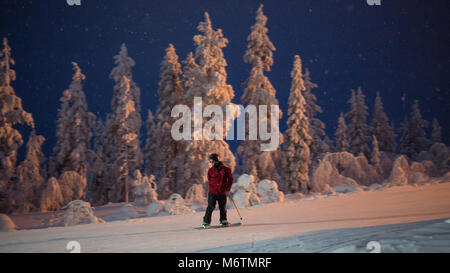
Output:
[1, 182, 450, 253]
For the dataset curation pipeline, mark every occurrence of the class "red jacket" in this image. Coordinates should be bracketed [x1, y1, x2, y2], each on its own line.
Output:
[207, 162, 234, 195]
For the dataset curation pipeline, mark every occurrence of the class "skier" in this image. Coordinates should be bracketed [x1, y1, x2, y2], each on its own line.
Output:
[202, 153, 234, 229]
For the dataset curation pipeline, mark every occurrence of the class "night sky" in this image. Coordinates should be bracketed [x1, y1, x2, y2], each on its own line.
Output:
[1, 0, 449, 158]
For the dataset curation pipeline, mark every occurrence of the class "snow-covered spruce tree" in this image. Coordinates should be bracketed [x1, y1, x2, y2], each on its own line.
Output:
[406, 100, 430, 160]
[431, 118, 442, 144]
[237, 4, 282, 183]
[346, 88, 371, 159]
[13, 131, 46, 212]
[152, 44, 184, 197]
[182, 12, 236, 195]
[109, 43, 141, 114]
[398, 117, 411, 156]
[105, 44, 143, 202]
[243, 4, 275, 72]
[88, 118, 108, 206]
[284, 55, 312, 193]
[371, 92, 396, 153]
[335, 112, 350, 152]
[111, 76, 141, 203]
[50, 62, 95, 181]
[303, 68, 326, 160]
[0, 38, 34, 212]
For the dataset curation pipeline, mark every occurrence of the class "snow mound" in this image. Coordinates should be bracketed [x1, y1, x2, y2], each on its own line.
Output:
[145, 194, 195, 217]
[231, 174, 258, 193]
[164, 194, 194, 215]
[385, 155, 431, 186]
[257, 179, 284, 204]
[417, 143, 449, 174]
[231, 174, 261, 208]
[146, 201, 165, 217]
[62, 200, 105, 226]
[120, 204, 139, 219]
[40, 177, 64, 212]
[185, 184, 207, 210]
[333, 185, 362, 194]
[0, 214, 17, 232]
[311, 153, 361, 192]
[232, 190, 261, 209]
[323, 152, 380, 185]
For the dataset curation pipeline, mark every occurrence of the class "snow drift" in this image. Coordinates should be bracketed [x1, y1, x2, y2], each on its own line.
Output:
[62, 200, 104, 226]
[0, 213, 17, 232]
[231, 174, 284, 208]
[146, 193, 195, 217]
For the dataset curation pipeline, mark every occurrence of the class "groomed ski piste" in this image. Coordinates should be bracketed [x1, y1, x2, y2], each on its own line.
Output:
[1, 178, 450, 253]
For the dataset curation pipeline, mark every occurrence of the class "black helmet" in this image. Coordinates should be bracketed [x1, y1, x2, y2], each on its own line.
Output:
[209, 153, 219, 162]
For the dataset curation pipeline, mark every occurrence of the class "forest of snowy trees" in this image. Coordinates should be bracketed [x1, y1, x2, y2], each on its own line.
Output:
[0, 5, 449, 214]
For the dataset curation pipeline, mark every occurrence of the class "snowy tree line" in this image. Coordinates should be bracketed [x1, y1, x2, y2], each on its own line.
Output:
[0, 5, 448, 213]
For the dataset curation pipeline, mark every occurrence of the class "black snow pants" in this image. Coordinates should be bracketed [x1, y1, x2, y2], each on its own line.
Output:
[203, 192, 227, 224]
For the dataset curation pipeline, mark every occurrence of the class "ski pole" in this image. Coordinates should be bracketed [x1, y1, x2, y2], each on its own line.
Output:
[228, 192, 243, 220]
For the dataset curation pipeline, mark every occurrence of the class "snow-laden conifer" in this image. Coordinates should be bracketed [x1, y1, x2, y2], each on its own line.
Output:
[14, 131, 45, 212]
[238, 5, 282, 183]
[372, 92, 395, 153]
[183, 12, 236, 195]
[335, 112, 350, 152]
[51, 62, 94, 180]
[0, 38, 34, 207]
[346, 88, 371, 158]
[284, 55, 312, 193]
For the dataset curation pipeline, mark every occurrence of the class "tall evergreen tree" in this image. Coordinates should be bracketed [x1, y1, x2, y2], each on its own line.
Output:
[109, 44, 141, 113]
[50, 62, 95, 180]
[243, 4, 275, 72]
[111, 76, 141, 202]
[284, 55, 311, 193]
[237, 4, 282, 183]
[105, 44, 143, 202]
[153, 44, 184, 196]
[431, 118, 442, 144]
[0, 38, 34, 208]
[88, 118, 108, 206]
[335, 112, 350, 152]
[398, 117, 411, 156]
[183, 12, 236, 195]
[303, 68, 326, 160]
[346, 88, 371, 158]
[406, 100, 430, 159]
[372, 92, 395, 153]
[13, 130, 46, 212]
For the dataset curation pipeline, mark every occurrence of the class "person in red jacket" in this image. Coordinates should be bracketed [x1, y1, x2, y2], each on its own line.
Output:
[202, 153, 234, 228]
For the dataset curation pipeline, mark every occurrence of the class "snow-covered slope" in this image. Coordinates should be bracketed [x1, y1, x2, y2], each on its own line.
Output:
[199, 218, 450, 253]
[1, 182, 450, 253]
